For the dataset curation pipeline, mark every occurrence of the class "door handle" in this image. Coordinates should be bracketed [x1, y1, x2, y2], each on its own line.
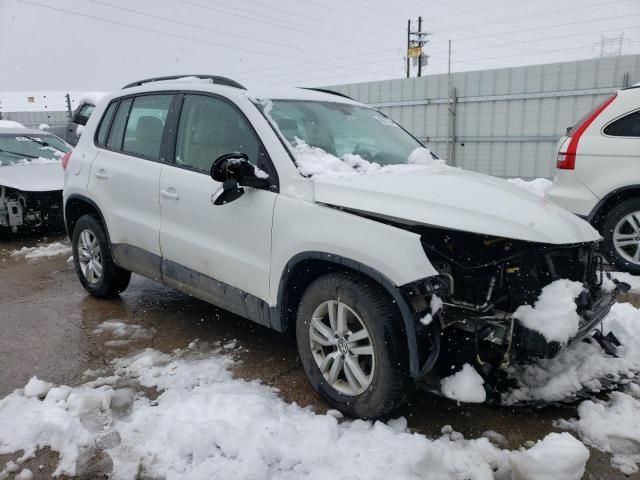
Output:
[160, 188, 180, 200]
[94, 169, 108, 179]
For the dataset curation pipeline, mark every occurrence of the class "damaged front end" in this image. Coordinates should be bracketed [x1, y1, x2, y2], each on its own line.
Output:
[0, 186, 63, 232]
[404, 226, 621, 395]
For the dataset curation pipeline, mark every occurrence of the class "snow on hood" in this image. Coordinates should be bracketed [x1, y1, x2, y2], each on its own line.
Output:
[312, 167, 600, 245]
[0, 161, 63, 191]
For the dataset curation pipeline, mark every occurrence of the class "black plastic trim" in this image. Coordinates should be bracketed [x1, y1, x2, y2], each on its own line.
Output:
[587, 184, 640, 222]
[272, 251, 426, 378]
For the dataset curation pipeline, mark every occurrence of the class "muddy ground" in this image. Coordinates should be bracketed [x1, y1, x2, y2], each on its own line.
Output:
[1, 232, 638, 479]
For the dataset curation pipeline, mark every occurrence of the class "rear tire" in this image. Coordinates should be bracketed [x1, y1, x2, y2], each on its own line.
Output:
[296, 272, 410, 419]
[602, 198, 640, 275]
[71, 215, 131, 297]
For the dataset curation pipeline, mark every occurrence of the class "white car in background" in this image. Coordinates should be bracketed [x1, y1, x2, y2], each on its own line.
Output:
[0, 126, 70, 232]
[548, 84, 640, 274]
[64, 75, 620, 418]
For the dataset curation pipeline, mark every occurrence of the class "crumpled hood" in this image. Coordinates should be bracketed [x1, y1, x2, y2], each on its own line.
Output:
[0, 162, 63, 192]
[312, 168, 601, 244]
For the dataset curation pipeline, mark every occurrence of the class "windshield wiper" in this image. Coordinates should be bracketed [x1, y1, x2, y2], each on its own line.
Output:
[23, 135, 66, 154]
[0, 147, 39, 159]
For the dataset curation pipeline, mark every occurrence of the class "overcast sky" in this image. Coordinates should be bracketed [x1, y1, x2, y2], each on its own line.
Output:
[1, 0, 639, 92]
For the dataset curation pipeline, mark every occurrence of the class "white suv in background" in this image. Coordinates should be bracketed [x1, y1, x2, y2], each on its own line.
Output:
[64, 75, 616, 418]
[548, 84, 640, 273]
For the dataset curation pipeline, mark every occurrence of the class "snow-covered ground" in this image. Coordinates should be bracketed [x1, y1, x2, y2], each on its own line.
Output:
[10, 241, 71, 259]
[0, 339, 589, 480]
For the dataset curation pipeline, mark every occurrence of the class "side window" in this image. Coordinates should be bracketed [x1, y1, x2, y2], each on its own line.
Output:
[175, 94, 262, 173]
[122, 95, 173, 160]
[73, 103, 95, 126]
[96, 101, 118, 147]
[604, 110, 640, 137]
[106, 98, 133, 151]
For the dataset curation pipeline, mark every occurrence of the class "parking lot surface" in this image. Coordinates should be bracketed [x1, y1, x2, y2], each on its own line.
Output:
[1, 232, 637, 479]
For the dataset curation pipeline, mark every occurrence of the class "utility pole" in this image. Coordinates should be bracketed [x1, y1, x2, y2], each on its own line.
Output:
[596, 32, 628, 57]
[405, 18, 431, 78]
[406, 20, 411, 79]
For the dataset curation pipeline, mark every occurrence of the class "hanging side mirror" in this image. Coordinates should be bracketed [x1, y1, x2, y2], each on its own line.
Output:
[210, 152, 270, 205]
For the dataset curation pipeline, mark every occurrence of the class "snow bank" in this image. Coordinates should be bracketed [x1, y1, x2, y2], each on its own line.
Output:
[11, 242, 71, 259]
[0, 347, 589, 479]
[508, 178, 553, 198]
[291, 140, 449, 179]
[0, 119, 25, 129]
[557, 391, 640, 475]
[513, 279, 584, 343]
[609, 271, 640, 294]
[509, 432, 589, 480]
[441, 363, 487, 403]
[505, 301, 640, 404]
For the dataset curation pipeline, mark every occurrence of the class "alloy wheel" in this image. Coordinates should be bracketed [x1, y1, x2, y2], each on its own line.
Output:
[77, 229, 103, 284]
[613, 211, 640, 266]
[309, 299, 375, 396]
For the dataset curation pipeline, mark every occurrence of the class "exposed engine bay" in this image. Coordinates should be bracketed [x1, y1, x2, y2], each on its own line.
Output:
[404, 226, 619, 393]
[0, 185, 63, 232]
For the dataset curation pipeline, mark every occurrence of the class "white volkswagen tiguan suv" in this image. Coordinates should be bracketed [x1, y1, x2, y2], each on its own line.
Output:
[548, 84, 640, 274]
[64, 75, 619, 418]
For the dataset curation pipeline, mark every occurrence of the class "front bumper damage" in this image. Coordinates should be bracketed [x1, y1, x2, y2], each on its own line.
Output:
[400, 226, 627, 397]
[0, 186, 63, 232]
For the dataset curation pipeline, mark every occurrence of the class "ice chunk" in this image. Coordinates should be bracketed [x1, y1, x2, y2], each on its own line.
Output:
[23, 377, 52, 399]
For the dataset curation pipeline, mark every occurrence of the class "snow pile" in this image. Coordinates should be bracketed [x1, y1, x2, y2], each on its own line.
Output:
[0, 120, 25, 129]
[92, 321, 153, 346]
[508, 178, 553, 198]
[291, 140, 449, 179]
[11, 242, 71, 259]
[513, 279, 584, 343]
[38, 123, 50, 131]
[509, 432, 589, 480]
[505, 301, 640, 404]
[23, 377, 53, 399]
[441, 363, 487, 403]
[0, 347, 589, 480]
[557, 390, 640, 475]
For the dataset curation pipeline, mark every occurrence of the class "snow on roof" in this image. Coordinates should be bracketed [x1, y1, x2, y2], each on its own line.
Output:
[77, 91, 108, 107]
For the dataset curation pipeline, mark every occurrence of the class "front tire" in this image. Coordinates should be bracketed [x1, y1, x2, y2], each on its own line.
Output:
[296, 272, 410, 419]
[71, 215, 131, 297]
[602, 198, 640, 275]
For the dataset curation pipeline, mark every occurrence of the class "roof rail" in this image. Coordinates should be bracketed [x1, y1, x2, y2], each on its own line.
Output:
[300, 87, 354, 100]
[122, 75, 246, 90]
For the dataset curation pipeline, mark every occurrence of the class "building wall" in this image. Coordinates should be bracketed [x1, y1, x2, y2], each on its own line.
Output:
[328, 54, 640, 178]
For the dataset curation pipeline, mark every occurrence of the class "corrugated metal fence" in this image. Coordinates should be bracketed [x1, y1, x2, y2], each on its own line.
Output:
[328, 54, 640, 178]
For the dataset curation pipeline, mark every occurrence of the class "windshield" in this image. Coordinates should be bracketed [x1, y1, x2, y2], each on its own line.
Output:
[261, 100, 432, 167]
[0, 134, 69, 166]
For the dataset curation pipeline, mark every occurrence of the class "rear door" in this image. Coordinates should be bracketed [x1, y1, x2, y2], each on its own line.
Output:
[159, 93, 277, 311]
[88, 93, 175, 278]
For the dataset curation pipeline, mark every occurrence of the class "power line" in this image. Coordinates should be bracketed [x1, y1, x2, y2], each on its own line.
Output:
[182, 0, 392, 49]
[15, 0, 389, 78]
[272, 41, 640, 86]
[237, 23, 639, 82]
[238, 0, 401, 43]
[82, 0, 376, 61]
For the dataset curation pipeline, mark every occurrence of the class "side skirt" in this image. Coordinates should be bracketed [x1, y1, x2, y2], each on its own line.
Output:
[111, 243, 272, 329]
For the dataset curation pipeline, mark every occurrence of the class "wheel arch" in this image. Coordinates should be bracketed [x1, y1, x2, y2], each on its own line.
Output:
[588, 185, 640, 231]
[64, 194, 111, 247]
[272, 251, 424, 378]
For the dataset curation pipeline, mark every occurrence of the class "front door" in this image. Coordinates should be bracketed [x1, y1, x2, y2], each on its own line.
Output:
[159, 94, 277, 313]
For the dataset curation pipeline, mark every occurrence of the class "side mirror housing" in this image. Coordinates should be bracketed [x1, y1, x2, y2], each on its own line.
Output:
[210, 152, 270, 205]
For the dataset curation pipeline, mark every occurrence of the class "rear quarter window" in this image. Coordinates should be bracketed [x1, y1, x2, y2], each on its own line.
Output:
[603, 109, 640, 137]
[96, 101, 118, 147]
